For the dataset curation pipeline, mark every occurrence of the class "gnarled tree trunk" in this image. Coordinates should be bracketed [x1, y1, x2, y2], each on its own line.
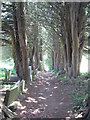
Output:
[13, 2, 29, 82]
[60, 3, 87, 79]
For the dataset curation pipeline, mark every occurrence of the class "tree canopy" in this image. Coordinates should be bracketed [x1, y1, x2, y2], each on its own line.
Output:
[1, 2, 89, 80]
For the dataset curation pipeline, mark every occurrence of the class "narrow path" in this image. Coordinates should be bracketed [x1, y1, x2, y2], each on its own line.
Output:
[16, 72, 75, 119]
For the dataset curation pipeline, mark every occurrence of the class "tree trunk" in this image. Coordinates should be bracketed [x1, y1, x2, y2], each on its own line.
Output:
[60, 3, 86, 79]
[39, 38, 43, 71]
[29, 47, 34, 70]
[61, 51, 65, 71]
[56, 39, 61, 71]
[54, 52, 56, 71]
[13, 2, 29, 82]
[70, 3, 79, 78]
[12, 3, 22, 79]
[57, 53, 60, 71]
[52, 50, 54, 70]
[35, 30, 39, 70]
[40, 38, 42, 61]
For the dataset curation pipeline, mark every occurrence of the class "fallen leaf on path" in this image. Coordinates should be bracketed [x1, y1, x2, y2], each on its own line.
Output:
[31, 108, 40, 115]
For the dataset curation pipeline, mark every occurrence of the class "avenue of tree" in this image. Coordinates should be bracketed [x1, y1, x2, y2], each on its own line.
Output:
[1, 2, 89, 82]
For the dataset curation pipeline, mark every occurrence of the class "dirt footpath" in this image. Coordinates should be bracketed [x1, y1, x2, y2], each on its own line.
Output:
[16, 72, 75, 119]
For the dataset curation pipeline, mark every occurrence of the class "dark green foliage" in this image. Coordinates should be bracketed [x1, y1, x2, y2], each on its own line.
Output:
[0, 69, 16, 80]
[54, 71, 89, 115]
[72, 92, 88, 108]
[11, 69, 16, 75]
[0, 69, 5, 78]
[72, 73, 89, 113]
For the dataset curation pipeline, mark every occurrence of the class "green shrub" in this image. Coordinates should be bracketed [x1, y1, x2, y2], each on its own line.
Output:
[72, 72, 89, 112]
[0, 69, 16, 79]
[72, 91, 88, 108]
[0, 69, 5, 79]
[11, 69, 16, 75]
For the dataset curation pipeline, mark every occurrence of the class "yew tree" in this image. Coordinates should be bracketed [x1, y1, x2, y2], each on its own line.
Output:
[60, 3, 87, 78]
[2, 2, 29, 82]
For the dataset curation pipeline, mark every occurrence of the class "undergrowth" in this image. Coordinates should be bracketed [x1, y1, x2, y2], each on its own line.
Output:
[54, 71, 90, 116]
[0, 69, 16, 80]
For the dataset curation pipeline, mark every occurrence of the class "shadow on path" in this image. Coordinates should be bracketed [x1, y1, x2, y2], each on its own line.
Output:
[16, 72, 75, 119]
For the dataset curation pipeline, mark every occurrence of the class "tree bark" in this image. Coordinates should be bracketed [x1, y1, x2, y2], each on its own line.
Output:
[70, 3, 80, 78]
[60, 3, 86, 79]
[13, 2, 29, 82]
[52, 50, 54, 70]
[39, 38, 43, 71]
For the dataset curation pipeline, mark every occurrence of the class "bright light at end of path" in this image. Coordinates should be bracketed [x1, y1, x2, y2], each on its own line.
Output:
[80, 55, 88, 73]
[43, 54, 49, 71]
[43, 54, 47, 60]
[44, 64, 49, 71]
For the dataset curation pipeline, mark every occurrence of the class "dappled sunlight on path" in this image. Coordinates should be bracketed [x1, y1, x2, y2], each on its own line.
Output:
[16, 72, 75, 118]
